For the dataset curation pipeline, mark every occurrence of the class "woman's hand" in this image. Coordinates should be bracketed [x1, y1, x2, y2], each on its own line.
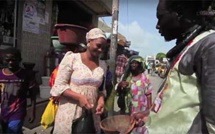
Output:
[95, 103, 104, 115]
[96, 96, 104, 115]
[118, 81, 129, 89]
[78, 95, 93, 110]
[134, 118, 146, 127]
[132, 111, 149, 127]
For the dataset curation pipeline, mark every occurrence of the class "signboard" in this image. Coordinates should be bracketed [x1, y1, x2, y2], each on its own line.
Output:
[22, 0, 46, 34]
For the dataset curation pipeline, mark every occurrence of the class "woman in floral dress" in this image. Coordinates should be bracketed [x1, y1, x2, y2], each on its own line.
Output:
[116, 55, 153, 133]
[50, 28, 107, 134]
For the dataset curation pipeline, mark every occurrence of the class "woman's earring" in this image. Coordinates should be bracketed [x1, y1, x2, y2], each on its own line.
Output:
[87, 44, 90, 47]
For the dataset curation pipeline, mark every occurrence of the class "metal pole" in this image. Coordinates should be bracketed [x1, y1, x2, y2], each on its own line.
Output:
[110, 0, 119, 85]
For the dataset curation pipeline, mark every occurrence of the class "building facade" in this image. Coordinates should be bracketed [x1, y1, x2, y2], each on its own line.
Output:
[0, 0, 112, 83]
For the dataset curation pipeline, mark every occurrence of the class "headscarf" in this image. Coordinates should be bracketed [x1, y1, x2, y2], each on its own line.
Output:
[86, 28, 107, 42]
[119, 55, 146, 114]
[122, 55, 146, 81]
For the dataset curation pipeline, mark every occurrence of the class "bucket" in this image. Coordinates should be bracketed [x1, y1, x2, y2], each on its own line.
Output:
[39, 85, 51, 99]
[41, 76, 50, 86]
[51, 36, 66, 52]
[55, 24, 88, 45]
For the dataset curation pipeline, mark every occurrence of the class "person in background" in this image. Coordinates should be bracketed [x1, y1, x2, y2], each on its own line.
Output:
[146, 62, 151, 75]
[105, 65, 113, 99]
[50, 28, 107, 134]
[143, 0, 215, 133]
[151, 62, 156, 76]
[115, 51, 128, 82]
[116, 55, 153, 133]
[0, 47, 38, 134]
[100, 65, 113, 125]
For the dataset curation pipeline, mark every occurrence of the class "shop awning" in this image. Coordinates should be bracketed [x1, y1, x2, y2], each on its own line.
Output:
[74, 0, 112, 17]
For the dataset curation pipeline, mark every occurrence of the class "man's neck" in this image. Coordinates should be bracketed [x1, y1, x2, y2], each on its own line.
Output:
[167, 25, 204, 60]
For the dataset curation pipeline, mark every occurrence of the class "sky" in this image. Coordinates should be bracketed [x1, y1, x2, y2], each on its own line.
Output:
[99, 0, 175, 58]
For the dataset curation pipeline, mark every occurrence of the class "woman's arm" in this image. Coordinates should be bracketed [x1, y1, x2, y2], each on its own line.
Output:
[146, 93, 152, 109]
[50, 52, 74, 97]
[96, 94, 105, 115]
[144, 73, 153, 109]
[63, 89, 93, 109]
[50, 52, 92, 109]
[96, 62, 107, 114]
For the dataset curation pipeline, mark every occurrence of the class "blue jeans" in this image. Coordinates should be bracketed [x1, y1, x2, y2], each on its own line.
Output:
[2, 120, 24, 134]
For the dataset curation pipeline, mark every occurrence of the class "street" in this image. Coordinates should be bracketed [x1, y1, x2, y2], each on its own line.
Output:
[149, 73, 164, 100]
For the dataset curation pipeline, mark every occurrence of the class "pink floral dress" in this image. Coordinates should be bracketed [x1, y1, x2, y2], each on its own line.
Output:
[50, 52, 106, 134]
[130, 73, 152, 133]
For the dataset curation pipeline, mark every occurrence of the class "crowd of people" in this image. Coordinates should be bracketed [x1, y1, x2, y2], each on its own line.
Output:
[1, 0, 215, 133]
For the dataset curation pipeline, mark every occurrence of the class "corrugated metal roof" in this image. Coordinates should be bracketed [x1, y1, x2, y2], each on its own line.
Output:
[74, 0, 112, 17]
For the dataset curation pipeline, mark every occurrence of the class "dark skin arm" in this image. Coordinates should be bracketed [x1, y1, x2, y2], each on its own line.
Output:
[116, 81, 129, 93]
[28, 80, 38, 123]
[132, 110, 150, 127]
[146, 93, 152, 109]
[96, 94, 105, 115]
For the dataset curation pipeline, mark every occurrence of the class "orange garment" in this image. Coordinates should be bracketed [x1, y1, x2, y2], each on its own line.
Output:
[49, 66, 59, 87]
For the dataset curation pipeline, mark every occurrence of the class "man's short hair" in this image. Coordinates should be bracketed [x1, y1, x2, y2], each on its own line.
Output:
[4, 47, 22, 61]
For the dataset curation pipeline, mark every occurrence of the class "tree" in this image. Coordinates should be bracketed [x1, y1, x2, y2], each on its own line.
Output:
[156, 52, 166, 62]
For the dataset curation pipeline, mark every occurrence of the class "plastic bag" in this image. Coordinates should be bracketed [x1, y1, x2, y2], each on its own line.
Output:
[40, 98, 58, 129]
[72, 110, 96, 133]
[105, 88, 116, 112]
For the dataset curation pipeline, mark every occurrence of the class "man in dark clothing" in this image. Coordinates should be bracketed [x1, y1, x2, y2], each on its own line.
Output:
[105, 65, 113, 99]
[142, 0, 215, 133]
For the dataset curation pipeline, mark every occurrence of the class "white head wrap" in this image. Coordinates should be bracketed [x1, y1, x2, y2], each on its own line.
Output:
[86, 28, 107, 42]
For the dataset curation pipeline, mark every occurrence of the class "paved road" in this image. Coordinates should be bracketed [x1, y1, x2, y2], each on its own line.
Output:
[149, 73, 164, 100]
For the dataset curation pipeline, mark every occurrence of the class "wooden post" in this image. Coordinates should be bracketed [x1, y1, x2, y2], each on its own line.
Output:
[110, 0, 119, 85]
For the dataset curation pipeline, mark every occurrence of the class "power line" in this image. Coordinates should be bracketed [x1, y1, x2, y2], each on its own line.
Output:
[126, 0, 129, 33]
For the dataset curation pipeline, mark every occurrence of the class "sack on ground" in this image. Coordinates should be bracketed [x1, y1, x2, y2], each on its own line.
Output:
[40, 97, 58, 129]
